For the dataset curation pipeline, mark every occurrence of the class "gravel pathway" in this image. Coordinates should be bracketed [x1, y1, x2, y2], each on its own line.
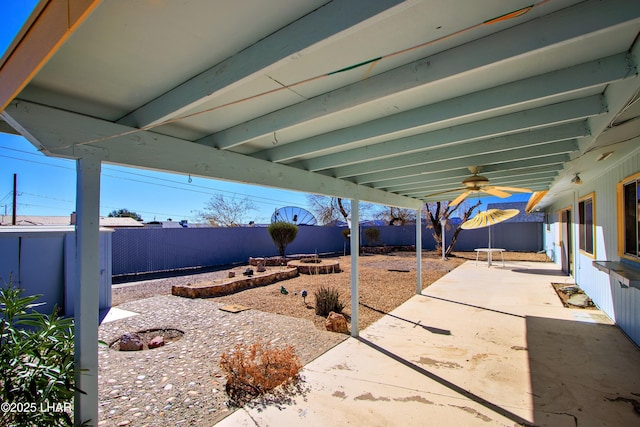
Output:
[98, 295, 346, 426]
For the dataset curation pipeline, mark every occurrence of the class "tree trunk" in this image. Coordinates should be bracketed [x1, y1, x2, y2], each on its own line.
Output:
[445, 200, 481, 256]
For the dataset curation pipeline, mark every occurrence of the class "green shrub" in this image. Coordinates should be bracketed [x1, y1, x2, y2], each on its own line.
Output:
[267, 222, 299, 257]
[364, 227, 381, 246]
[0, 281, 77, 426]
[314, 286, 345, 316]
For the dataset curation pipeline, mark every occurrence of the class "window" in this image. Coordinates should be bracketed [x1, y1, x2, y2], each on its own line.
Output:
[618, 173, 640, 259]
[578, 193, 594, 256]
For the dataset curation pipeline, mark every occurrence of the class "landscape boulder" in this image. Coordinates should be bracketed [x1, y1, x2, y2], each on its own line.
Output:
[567, 294, 590, 308]
[119, 332, 144, 351]
[148, 335, 165, 349]
[325, 311, 349, 334]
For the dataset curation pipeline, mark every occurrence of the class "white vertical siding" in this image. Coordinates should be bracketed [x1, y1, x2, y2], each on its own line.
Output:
[546, 147, 640, 345]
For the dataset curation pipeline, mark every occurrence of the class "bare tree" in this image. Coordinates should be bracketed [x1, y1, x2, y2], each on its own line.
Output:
[197, 194, 257, 227]
[306, 194, 378, 225]
[375, 206, 416, 225]
[425, 200, 481, 256]
[305, 195, 351, 225]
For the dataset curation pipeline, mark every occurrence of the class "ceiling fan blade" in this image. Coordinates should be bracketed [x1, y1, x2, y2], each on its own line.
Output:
[482, 187, 511, 198]
[492, 186, 532, 193]
[450, 191, 472, 206]
[424, 187, 466, 198]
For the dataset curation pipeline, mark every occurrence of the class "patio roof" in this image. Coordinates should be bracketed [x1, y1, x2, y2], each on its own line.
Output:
[1, 1, 640, 424]
[1, 0, 639, 210]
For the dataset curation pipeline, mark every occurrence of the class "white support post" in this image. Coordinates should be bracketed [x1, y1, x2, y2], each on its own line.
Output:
[350, 199, 360, 338]
[74, 156, 101, 426]
[416, 207, 422, 295]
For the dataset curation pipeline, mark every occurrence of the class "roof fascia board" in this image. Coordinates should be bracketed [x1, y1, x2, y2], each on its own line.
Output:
[2, 100, 421, 209]
[254, 53, 631, 163]
[117, 0, 407, 128]
[0, 0, 100, 112]
[204, 0, 640, 150]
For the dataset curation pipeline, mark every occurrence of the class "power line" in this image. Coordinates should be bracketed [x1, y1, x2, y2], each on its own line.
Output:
[0, 150, 310, 211]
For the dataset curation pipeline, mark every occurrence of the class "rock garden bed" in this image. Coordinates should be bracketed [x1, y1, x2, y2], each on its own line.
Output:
[172, 267, 298, 298]
[551, 283, 596, 309]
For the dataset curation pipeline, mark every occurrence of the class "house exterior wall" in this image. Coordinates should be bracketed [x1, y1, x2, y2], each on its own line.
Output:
[544, 148, 640, 345]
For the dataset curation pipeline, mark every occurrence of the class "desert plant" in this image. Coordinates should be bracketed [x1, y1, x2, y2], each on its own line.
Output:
[220, 340, 302, 406]
[267, 222, 299, 257]
[314, 286, 345, 316]
[0, 280, 77, 427]
[364, 227, 381, 246]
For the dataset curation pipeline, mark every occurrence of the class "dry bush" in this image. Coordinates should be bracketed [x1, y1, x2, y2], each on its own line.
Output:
[220, 340, 302, 406]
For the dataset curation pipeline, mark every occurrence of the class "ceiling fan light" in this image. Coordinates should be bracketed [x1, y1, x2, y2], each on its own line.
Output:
[462, 174, 490, 187]
[571, 174, 582, 185]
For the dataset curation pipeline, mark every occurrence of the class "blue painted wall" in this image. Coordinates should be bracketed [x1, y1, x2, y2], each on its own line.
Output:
[112, 222, 543, 275]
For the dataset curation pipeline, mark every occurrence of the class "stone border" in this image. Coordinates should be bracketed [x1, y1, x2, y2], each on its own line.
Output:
[287, 259, 341, 274]
[171, 268, 298, 298]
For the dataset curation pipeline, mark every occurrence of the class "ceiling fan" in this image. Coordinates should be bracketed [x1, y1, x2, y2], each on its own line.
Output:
[424, 166, 532, 206]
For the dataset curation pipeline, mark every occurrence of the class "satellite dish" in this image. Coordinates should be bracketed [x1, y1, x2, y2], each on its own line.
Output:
[271, 206, 317, 226]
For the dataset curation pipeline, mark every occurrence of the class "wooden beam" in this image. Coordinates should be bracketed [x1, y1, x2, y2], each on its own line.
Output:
[294, 96, 603, 172]
[3, 100, 422, 209]
[205, 0, 640, 150]
[350, 147, 575, 185]
[254, 53, 631, 163]
[0, 0, 100, 112]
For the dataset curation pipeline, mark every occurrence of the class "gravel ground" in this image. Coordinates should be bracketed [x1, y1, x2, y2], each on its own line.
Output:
[100, 251, 549, 426]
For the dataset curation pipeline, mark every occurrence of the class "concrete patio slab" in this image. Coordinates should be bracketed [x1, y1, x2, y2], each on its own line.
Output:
[216, 261, 640, 426]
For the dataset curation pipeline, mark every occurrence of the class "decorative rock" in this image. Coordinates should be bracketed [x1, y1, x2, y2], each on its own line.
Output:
[228, 271, 235, 278]
[567, 293, 590, 308]
[119, 333, 144, 351]
[148, 336, 165, 349]
[559, 285, 580, 295]
[325, 311, 349, 334]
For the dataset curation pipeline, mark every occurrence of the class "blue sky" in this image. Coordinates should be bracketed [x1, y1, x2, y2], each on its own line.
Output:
[0, 2, 529, 223]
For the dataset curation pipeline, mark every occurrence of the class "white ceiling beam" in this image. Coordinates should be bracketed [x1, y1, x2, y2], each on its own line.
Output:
[381, 166, 562, 192]
[578, 40, 640, 154]
[331, 121, 589, 179]
[397, 172, 559, 196]
[205, 0, 640, 150]
[398, 180, 553, 199]
[3, 100, 422, 209]
[294, 96, 603, 172]
[117, 0, 408, 128]
[254, 53, 631, 163]
[350, 145, 576, 185]
[370, 156, 568, 188]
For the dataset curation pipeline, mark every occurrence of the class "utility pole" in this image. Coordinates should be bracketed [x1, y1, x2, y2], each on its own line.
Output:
[12, 173, 17, 225]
